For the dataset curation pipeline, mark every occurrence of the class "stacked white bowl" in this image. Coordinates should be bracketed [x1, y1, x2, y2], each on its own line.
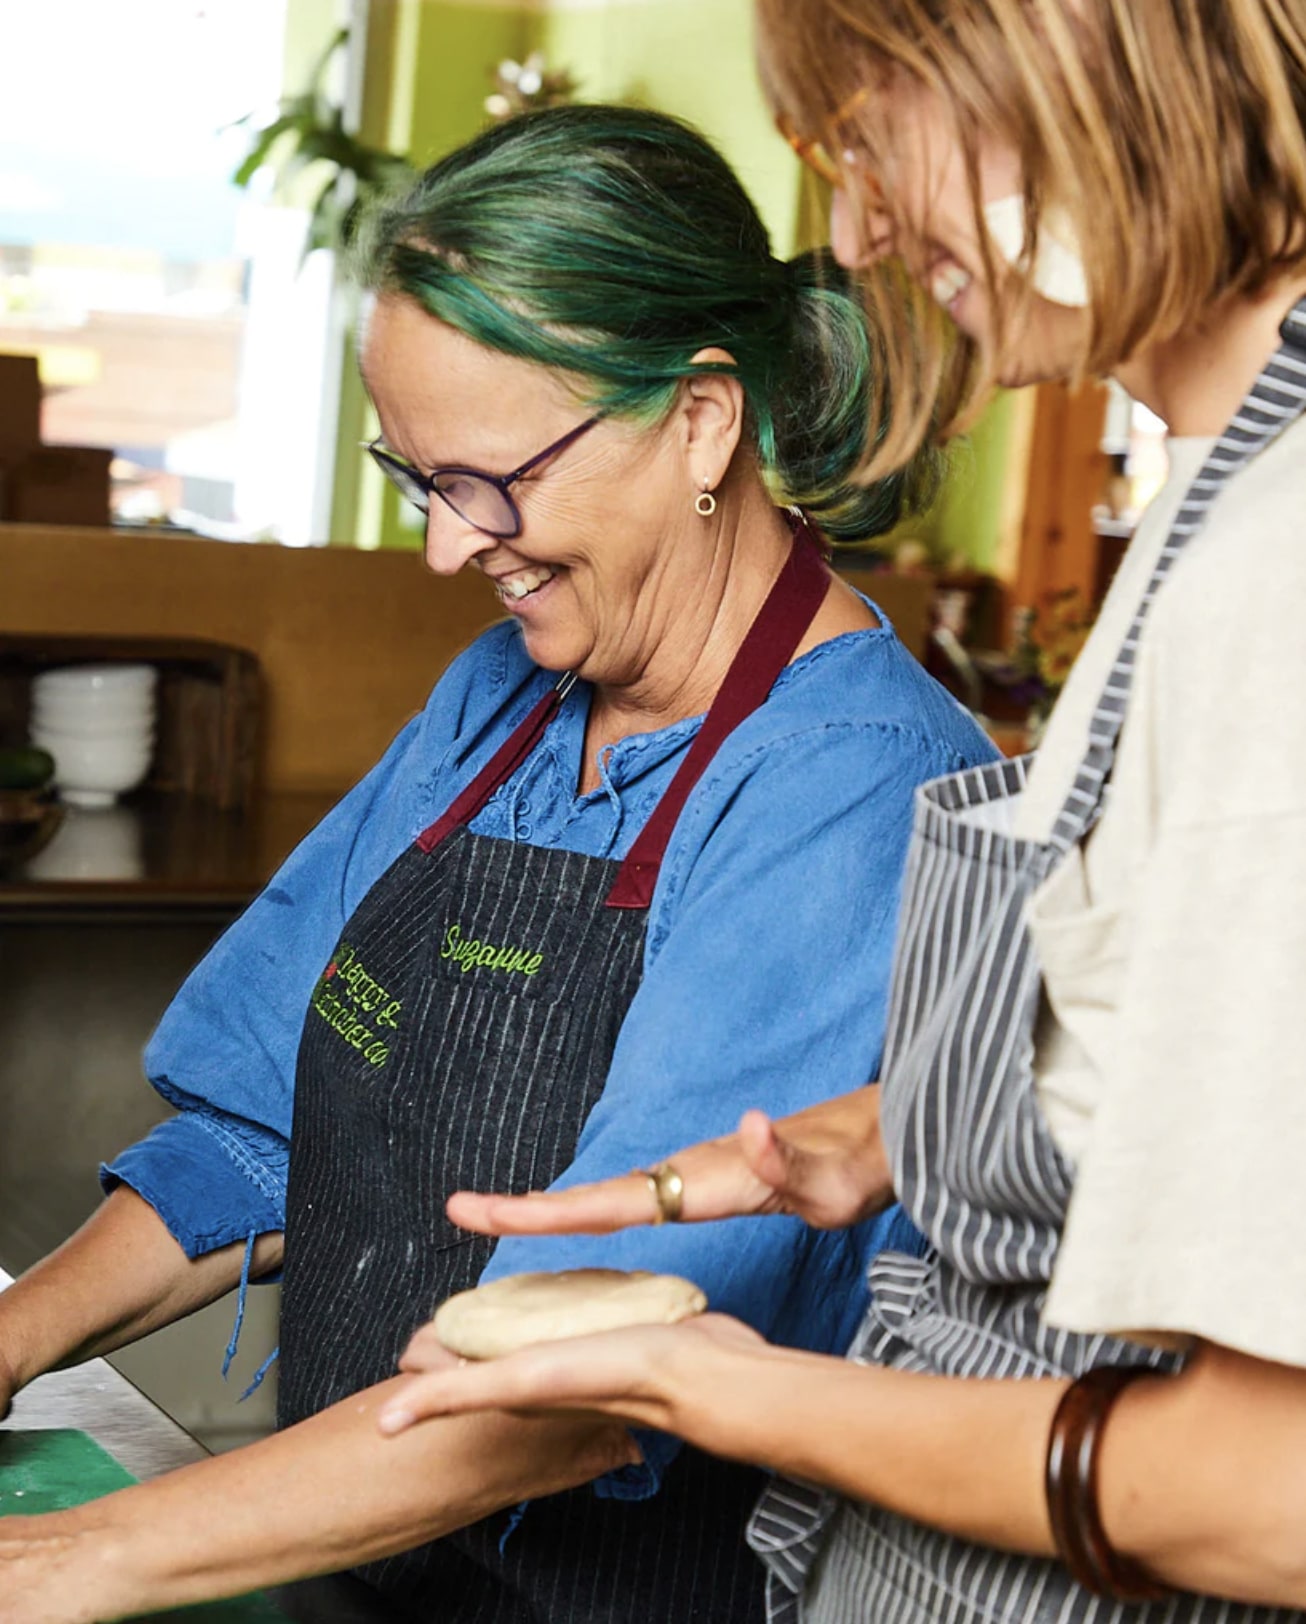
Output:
[30, 664, 158, 809]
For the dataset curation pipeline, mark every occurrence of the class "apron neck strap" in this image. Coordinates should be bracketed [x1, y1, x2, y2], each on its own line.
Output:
[1047, 294, 1306, 855]
[416, 671, 579, 854]
[606, 514, 831, 909]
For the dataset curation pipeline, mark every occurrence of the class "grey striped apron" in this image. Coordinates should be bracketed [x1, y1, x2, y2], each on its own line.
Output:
[749, 303, 1306, 1624]
[279, 524, 831, 1621]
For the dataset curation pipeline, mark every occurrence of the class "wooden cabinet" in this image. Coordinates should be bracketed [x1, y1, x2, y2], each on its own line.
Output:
[1013, 379, 1112, 610]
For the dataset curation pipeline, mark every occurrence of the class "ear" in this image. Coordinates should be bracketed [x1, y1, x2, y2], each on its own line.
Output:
[680, 345, 747, 490]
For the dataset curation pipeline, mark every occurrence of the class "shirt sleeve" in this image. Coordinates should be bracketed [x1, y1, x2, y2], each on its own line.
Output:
[481, 721, 965, 1493]
[102, 710, 431, 1257]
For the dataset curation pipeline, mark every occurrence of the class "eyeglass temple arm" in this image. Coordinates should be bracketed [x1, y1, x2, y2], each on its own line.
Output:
[504, 415, 602, 483]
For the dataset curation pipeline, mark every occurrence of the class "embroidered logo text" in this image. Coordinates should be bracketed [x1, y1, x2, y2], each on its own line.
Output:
[309, 940, 401, 1068]
[441, 921, 544, 978]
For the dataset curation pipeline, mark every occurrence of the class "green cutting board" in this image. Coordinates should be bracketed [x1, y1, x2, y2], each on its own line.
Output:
[0, 1429, 288, 1621]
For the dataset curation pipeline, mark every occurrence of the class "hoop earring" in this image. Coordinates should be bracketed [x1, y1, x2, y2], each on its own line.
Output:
[695, 487, 717, 517]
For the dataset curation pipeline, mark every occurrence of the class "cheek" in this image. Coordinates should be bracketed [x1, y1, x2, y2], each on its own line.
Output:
[829, 188, 866, 269]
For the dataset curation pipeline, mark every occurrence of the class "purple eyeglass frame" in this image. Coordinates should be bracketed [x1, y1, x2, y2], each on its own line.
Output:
[366, 414, 602, 539]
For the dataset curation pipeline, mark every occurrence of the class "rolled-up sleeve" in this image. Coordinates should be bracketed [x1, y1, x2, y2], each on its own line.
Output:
[102, 712, 430, 1256]
[103, 1111, 288, 1257]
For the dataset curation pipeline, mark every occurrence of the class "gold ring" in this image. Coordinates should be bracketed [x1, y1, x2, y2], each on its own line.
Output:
[641, 1162, 684, 1224]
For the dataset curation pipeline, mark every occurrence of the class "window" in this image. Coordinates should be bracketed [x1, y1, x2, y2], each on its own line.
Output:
[0, 0, 343, 545]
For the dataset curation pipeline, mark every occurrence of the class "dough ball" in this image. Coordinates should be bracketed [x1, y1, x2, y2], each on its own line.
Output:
[433, 1268, 707, 1359]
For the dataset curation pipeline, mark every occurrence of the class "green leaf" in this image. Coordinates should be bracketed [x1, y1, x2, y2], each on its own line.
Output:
[231, 114, 301, 186]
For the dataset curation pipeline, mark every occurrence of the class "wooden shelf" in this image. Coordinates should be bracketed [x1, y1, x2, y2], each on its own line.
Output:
[0, 787, 339, 915]
[0, 635, 261, 814]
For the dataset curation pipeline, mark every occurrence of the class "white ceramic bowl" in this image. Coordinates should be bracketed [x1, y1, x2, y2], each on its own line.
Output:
[32, 685, 155, 715]
[34, 662, 158, 699]
[30, 725, 154, 809]
[30, 698, 155, 738]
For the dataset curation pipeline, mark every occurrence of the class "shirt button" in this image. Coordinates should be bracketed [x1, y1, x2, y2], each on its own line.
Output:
[518, 822, 533, 839]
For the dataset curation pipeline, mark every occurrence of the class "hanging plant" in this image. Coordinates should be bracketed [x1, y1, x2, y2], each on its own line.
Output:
[229, 28, 414, 257]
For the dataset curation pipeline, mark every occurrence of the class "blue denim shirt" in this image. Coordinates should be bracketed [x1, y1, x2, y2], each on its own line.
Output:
[104, 602, 993, 1488]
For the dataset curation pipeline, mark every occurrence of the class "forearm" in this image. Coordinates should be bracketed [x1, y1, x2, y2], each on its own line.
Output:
[667, 1339, 1306, 1608]
[0, 1187, 282, 1393]
[670, 1342, 1061, 1556]
[30, 1381, 633, 1619]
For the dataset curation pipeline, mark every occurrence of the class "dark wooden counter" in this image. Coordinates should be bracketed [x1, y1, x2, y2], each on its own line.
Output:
[0, 789, 340, 917]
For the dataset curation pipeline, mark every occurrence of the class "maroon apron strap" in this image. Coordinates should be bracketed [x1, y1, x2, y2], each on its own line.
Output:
[416, 672, 579, 853]
[606, 517, 830, 909]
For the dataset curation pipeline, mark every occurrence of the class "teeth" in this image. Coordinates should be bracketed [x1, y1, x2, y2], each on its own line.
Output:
[929, 262, 972, 311]
[498, 566, 555, 601]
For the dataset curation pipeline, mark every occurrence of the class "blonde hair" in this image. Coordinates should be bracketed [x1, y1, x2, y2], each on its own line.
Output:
[756, 0, 1306, 477]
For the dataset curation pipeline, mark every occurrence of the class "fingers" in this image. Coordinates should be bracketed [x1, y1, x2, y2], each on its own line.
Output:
[442, 1095, 887, 1242]
[379, 1358, 557, 1433]
[446, 1172, 659, 1237]
[737, 1093, 891, 1229]
[738, 1107, 832, 1221]
[379, 1331, 666, 1436]
[398, 1323, 465, 1374]
[446, 1136, 772, 1237]
[737, 1109, 789, 1193]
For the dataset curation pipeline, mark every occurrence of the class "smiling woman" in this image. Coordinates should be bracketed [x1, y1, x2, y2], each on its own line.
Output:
[0, 104, 994, 1623]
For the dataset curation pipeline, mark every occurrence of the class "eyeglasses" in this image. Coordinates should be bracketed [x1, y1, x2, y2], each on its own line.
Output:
[776, 112, 845, 186]
[775, 88, 875, 190]
[366, 415, 602, 539]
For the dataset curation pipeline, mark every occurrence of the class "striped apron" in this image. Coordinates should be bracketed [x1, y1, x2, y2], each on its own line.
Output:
[279, 523, 830, 1621]
[749, 304, 1306, 1624]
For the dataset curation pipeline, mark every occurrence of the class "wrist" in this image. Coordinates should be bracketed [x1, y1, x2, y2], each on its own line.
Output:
[0, 1299, 43, 1401]
[662, 1336, 787, 1465]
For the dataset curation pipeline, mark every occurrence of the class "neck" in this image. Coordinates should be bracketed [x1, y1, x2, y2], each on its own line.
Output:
[587, 475, 794, 748]
[1113, 273, 1306, 435]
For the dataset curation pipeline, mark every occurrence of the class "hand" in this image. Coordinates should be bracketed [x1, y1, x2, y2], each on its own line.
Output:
[379, 1313, 773, 1453]
[446, 1085, 890, 1238]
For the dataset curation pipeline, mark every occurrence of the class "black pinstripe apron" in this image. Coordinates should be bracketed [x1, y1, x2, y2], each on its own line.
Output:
[279, 524, 830, 1621]
[749, 308, 1306, 1624]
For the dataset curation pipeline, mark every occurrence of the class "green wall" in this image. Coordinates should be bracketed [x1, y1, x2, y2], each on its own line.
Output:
[538, 0, 798, 249]
[927, 391, 1019, 576]
[332, 0, 537, 549]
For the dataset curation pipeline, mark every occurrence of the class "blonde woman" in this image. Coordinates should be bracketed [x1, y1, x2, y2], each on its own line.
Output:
[380, 4, 1306, 1620]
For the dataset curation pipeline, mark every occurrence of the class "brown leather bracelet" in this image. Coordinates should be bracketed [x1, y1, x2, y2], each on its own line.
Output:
[1046, 1364, 1169, 1602]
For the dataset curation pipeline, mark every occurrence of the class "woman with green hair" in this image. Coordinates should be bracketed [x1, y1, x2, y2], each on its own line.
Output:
[0, 105, 990, 1619]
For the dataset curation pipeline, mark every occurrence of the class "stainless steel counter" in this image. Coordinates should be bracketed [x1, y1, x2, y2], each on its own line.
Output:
[0, 1270, 405, 1622]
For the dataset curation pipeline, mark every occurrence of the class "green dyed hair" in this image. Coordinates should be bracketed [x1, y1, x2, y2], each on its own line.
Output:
[353, 103, 932, 541]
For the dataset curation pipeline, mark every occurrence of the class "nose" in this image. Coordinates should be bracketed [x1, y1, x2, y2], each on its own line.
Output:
[423, 501, 496, 576]
[830, 184, 894, 270]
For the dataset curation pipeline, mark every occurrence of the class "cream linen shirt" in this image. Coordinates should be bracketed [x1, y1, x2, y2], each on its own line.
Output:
[1016, 414, 1306, 1364]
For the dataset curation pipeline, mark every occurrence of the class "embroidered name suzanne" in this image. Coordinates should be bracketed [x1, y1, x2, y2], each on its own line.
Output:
[309, 940, 401, 1068]
[441, 921, 544, 978]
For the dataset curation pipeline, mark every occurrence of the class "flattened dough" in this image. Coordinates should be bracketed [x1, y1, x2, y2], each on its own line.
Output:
[433, 1268, 707, 1359]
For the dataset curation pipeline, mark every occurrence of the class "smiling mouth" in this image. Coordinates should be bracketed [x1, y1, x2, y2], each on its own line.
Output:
[928, 259, 973, 313]
[494, 565, 556, 602]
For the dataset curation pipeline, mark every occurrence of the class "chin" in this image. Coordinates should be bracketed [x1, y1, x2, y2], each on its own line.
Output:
[993, 353, 1072, 389]
[518, 625, 584, 678]
[991, 315, 1087, 389]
